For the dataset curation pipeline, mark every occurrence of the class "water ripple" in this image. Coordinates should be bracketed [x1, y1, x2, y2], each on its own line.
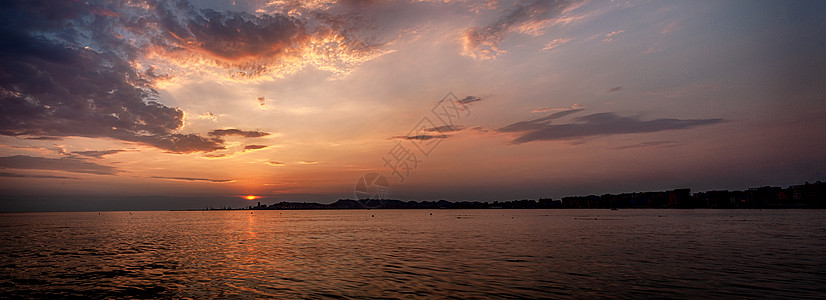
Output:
[1, 210, 825, 298]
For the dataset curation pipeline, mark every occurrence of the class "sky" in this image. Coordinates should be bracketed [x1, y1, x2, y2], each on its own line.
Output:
[1, 0, 825, 211]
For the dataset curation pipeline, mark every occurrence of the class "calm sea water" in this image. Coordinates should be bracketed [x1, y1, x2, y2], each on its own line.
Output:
[1, 209, 824, 298]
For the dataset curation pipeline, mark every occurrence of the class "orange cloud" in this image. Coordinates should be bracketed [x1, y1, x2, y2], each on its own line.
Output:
[136, 3, 390, 81]
[461, 0, 582, 60]
[542, 37, 572, 51]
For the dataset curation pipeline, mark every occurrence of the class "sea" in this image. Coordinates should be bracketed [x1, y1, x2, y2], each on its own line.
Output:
[1, 209, 824, 299]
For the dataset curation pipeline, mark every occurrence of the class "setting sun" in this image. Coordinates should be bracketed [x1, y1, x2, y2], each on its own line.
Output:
[245, 195, 258, 201]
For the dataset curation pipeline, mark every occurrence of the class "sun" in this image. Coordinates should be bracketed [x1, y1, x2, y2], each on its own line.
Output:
[244, 195, 258, 200]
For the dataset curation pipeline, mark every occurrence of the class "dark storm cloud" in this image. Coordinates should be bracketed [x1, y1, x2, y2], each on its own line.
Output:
[499, 110, 724, 144]
[0, 172, 79, 180]
[72, 150, 128, 158]
[150, 176, 233, 183]
[208, 129, 271, 138]
[0, 155, 119, 175]
[462, 0, 576, 59]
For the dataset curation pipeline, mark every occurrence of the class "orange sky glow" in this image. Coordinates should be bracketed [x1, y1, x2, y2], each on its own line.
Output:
[1, 0, 824, 211]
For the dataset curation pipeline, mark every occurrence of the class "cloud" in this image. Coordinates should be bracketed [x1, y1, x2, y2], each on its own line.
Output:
[131, 134, 225, 153]
[0, 0, 384, 152]
[469, 126, 492, 133]
[266, 161, 285, 166]
[0, 2, 224, 154]
[661, 21, 679, 34]
[391, 134, 449, 140]
[498, 110, 724, 144]
[198, 112, 218, 121]
[25, 137, 63, 141]
[71, 150, 128, 159]
[0, 155, 119, 175]
[611, 141, 679, 150]
[150, 176, 233, 183]
[457, 96, 482, 104]
[542, 37, 571, 51]
[162, 8, 304, 61]
[426, 125, 464, 133]
[605, 30, 624, 38]
[606, 86, 623, 93]
[0, 172, 79, 180]
[243, 144, 268, 151]
[148, 0, 389, 78]
[603, 29, 624, 42]
[461, 0, 578, 60]
[499, 109, 585, 132]
[209, 129, 271, 138]
[532, 104, 582, 113]
[298, 161, 318, 165]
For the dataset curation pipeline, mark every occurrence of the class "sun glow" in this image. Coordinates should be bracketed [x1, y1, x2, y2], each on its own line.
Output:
[244, 195, 258, 200]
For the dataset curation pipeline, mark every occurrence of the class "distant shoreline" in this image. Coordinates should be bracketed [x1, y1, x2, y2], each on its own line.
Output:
[191, 181, 826, 211]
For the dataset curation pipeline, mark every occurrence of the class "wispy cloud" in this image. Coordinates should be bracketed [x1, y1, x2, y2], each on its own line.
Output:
[457, 96, 483, 104]
[198, 112, 218, 121]
[25, 137, 62, 141]
[661, 21, 679, 34]
[150, 176, 234, 183]
[499, 110, 724, 144]
[542, 37, 572, 51]
[243, 145, 269, 151]
[0, 172, 79, 180]
[0, 155, 119, 175]
[611, 141, 679, 150]
[426, 125, 464, 133]
[71, 150, 128, 159]
[603, 29, 624, 42]
[499, 109, 585, 132]
[266, 161, 285, 167]
[391, 134, 449, 141]
[532, 104, 583, 113]
[606, 86, 623, 93]
[209, 129, 271, 138]
[461, 0, 579, 60]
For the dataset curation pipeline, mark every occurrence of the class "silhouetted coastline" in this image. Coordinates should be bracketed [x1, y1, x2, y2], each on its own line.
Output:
[191, 181, 825, 211]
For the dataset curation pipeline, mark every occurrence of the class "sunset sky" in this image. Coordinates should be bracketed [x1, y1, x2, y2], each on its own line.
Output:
[2, 0, 825, 211]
